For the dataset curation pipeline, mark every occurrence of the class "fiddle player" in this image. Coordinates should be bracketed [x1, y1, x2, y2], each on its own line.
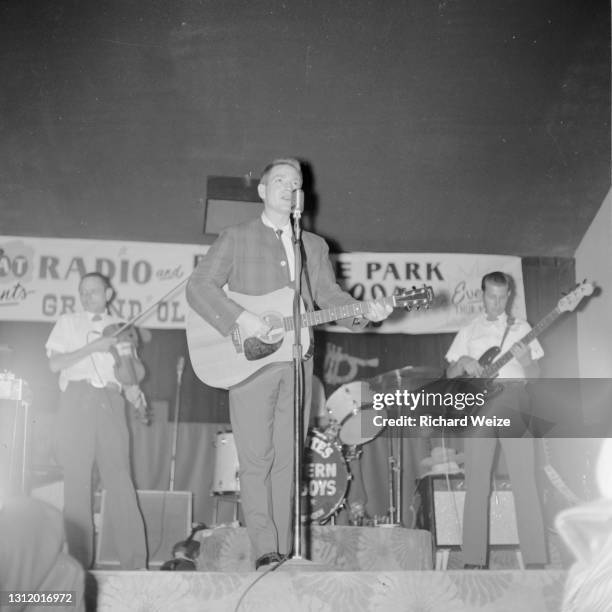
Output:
[46, 272, 147, 570]
[186, 157, 391, 570]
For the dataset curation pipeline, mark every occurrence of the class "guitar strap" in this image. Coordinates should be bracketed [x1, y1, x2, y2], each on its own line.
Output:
[499, 315, 515, 352]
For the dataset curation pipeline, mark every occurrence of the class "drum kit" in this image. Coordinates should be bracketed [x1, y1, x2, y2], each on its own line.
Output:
[302, 380, 383, 525]
[211, 366, 440, 526]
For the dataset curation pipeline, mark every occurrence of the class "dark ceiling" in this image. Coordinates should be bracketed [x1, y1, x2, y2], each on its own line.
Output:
[0, 0, 610, 257]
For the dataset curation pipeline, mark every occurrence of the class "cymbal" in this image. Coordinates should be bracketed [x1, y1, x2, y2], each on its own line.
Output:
[368, 365, 442, 392]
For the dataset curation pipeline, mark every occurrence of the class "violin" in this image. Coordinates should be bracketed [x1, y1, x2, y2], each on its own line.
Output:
[102, 323, 146, 385]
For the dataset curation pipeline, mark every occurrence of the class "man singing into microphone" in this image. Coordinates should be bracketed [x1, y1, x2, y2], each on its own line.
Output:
[187, 158, 390, 570]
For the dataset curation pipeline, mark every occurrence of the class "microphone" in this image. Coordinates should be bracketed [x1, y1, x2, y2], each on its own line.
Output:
[291, 189, 304, 217]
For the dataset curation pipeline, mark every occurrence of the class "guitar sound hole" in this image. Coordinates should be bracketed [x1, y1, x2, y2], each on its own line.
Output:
[243, 337, 283, 361]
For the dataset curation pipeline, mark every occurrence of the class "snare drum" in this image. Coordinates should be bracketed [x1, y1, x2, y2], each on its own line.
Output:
[326, 381, 383, 446]
[212, 431, 240, 493]
[301, 428, 349, 523]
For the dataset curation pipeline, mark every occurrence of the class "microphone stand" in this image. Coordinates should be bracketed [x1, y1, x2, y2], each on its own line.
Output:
[169, 356, 186, 492]
[285, 191, 330, 570]
[289, 195, 306, 561]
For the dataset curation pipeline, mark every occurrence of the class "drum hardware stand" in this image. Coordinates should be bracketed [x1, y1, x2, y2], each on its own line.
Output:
[344, 445, 368, 526]
[386, 428, 403, 526]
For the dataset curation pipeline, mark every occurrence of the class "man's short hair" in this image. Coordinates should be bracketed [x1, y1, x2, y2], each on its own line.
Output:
[259, 158, 302, 184]
[481, 271, 511, 291]
[79, 272, 111, 290]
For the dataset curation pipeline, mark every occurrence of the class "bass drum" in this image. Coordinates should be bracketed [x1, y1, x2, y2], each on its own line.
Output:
[301, 428, 350, 524]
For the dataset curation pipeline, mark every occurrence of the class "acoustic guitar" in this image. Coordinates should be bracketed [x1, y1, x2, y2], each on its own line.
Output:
[187, 285, 433, 389]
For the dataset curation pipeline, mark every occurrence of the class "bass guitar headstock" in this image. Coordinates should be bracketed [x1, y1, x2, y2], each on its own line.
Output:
[558, 280, 595, 313]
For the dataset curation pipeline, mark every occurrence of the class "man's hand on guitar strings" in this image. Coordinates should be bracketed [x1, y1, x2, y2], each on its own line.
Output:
[237, 310, 272, 339]
[459, 355, 484, 377]
[364, 302, 393, 323]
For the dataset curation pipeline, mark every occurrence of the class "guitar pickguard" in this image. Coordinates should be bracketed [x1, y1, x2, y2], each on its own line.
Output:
[243, 336, 283, 361]
[479, 346, 501, 367]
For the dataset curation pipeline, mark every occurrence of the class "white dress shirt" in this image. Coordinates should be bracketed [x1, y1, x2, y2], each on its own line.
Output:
[46, 311, 120, 391]
[261, 212, 295, 282]
[445, 311, 544, 379]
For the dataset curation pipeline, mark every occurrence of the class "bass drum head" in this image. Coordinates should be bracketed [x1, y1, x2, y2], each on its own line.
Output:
[301, 429, 349, 524]
[326, 381, 382, 446]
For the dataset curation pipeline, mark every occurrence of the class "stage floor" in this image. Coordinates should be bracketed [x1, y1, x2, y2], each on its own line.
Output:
[88, 526, 566, 610]
[89, 568, 566, 611]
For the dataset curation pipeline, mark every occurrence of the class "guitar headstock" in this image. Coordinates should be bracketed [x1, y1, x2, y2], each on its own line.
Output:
[558, 280, 595, 313]
[393, 285, 434, 311]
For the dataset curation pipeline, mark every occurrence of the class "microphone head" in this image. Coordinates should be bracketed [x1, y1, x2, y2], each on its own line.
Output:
[291, 189, 304, 215]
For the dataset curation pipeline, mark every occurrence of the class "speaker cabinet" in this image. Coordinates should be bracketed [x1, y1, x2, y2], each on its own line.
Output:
[0, 397, 28, 495]
[418, 475, 519, 546]
[96, 490, 192, 568]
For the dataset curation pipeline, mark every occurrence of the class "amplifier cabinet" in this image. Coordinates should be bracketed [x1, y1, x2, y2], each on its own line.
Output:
[96, 490, 192, 568]
[417, 475, 519, 547]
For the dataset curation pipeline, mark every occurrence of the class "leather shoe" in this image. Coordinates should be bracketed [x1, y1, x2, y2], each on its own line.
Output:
[463, 563, 487, 570]
[255, 552, 282, 571]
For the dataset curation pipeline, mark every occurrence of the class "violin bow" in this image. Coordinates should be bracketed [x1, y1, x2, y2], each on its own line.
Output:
[107, 276, 190, 336]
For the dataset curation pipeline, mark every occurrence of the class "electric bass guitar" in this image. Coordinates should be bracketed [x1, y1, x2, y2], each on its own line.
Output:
[187, 285, 433, 389]
[438, 280, 595, 402]
[474, 280, 594, 390]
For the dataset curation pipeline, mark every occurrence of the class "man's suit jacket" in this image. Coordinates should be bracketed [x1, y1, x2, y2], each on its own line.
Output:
[187, 216, 366, 336]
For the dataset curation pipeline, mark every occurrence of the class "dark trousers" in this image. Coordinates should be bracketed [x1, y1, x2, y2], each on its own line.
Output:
[229, 360, 313, 559]
[57, 381, 147, 570]
[462, 385, 547, 565]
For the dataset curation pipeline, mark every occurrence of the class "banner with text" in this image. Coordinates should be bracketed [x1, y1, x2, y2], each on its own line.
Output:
[0, 236, 208, 328]
[328, 252, 525, 334]
[0, 237, 525, 333]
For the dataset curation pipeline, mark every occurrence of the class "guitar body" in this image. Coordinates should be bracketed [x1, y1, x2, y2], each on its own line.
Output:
[423, 346, 507, 415]
[447, 346, 507, 402]
[476, 345, 505, 398]
[186, 286, 311, 389]
[478, 346, 500, 367]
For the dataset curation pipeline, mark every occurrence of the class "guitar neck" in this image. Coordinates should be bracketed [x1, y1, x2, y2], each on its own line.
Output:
[482, 306, 561, 378]
[283, 296, 396, 331]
